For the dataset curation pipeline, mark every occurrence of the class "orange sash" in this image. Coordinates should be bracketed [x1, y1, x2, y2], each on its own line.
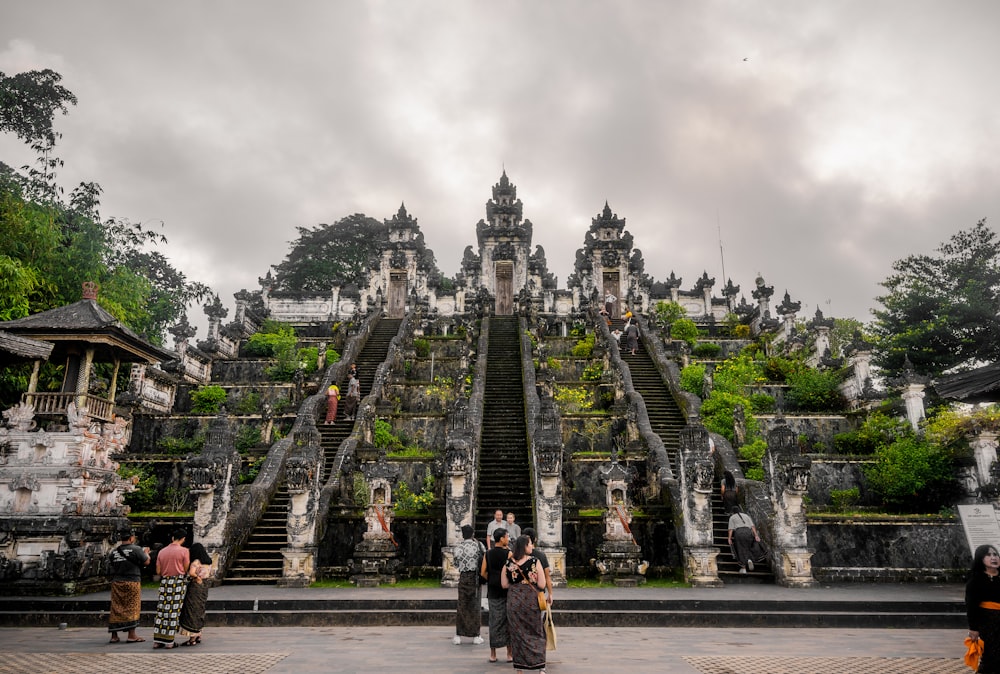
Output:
[980, 601, 1000, 610]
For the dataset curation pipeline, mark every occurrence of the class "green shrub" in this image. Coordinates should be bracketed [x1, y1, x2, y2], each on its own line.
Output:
[863, 435, 957, 511]
[158, 435, 205, 455]
[571, 333, 595, 358]
[700, 390, 759, 443]
[554, 385, 594, 413]
[414, 338, 430, 358]
[296, 346, 319, 374]
[190, 385, 227, 414]
[234, 391, 261, 415]
[711, 352, 765, 395]
[239, 455, 264, 484]
[394, 469, 435, 514]
[670, 318, 699, 346]
[353, 472, 369, 507]
[680, 363, 706, 397]
[762, 356, 804, 383]
[833, 412, 908, 455]
[692, 342, 722, 358]
[235, 424, 261, 453]
[374, 419, 403, 450]
[546, 356, 562, 370]
[325, 346, 341, 365]
[120, 464, 157, 512]
[739, 438, 767, 481]
[785, 367, 847, 413]
[654, 300, 686, 328]
[581, 361, 604, 382]
[830, 487, 860, 512]
[748, 393, 776, 414]
[245, 320, 297, 357]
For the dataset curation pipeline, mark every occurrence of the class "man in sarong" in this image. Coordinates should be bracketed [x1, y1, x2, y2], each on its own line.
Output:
[152, 528, 190, 649]
[107, 530, 150, 643]
[453, 524, 486, 646]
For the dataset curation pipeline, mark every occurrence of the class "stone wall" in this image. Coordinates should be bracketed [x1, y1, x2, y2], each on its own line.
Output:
[808, 518, 968, 582]
[562, 513, 681, 575]
[807, 457, 880, 507]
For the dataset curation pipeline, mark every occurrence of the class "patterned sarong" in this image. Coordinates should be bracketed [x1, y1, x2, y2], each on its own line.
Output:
[507, 583, 546, 671]
[456, 570, 482, 637]
[108, 580, 142, 632]
[488, 596, 509, 648]
[179, 580, 208, 637]
[152, 575, 187, 645]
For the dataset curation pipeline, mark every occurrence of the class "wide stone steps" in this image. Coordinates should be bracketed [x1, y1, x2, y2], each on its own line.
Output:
[476, 316, 532, 536]
[224, 318, 402, 585]
[620, 337, 685, 473]
[1, 595, 964, 628]
[711, 489, 774, 583]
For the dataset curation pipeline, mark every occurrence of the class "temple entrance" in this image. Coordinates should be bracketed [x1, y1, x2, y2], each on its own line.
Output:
[496, 261, 514, 315]
[388, 271, 407, 318]
[603, 272, 621, 318]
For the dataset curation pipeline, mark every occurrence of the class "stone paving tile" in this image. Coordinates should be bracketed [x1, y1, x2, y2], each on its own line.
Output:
[683, 656, 966, 673]
[0, 653, 289, 674]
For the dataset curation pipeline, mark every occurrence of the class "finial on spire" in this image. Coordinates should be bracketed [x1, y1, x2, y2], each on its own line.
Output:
[82, 281, 98, 300]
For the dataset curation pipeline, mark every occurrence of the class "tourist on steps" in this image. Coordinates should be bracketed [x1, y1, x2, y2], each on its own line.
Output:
[727, 506, 763, 575]
[502, 534, 548, 673]
[344, 372, 361, 420]
[505, 512, 521, 541]
[966, 544, 1000, 672]
[453, 524, 486, 647]
[324, 382, 340, 424]
[721, 470, 739, 514]
[486, 509, 505, 549]
[481, 528, 513, 664]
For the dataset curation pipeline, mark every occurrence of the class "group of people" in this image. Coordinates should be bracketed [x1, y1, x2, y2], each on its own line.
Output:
[325, 363, 361, 424]
[454, 511, 554, 673]
[107, 527, 213, 649]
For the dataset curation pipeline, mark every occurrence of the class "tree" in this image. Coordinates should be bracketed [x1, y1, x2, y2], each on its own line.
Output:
[271, 214, 388, 292]
[872, 220, 1000, 377]
[0, 69, 77, 148]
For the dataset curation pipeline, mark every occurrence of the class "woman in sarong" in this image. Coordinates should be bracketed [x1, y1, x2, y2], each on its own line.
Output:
[967, 544, 1000, 672]
[453, 524, 486, 645]
[727, 506, 762, 574]
[502, 535, 547, 673]
[107, 530, 150, 643]
[482, 528, 513, 663]
[152, 528, 190, 649]
[179, 543, 213, 646]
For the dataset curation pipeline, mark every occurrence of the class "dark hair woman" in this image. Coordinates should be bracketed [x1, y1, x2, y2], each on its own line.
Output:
[501, 535, 547, 672]
[721, 470, 739, 513]
[178, 543, 213, 647]
[967, 544, 1000, 672]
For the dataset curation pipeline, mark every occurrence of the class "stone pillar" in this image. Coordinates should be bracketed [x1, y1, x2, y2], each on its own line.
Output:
[764, 419, 815, 588]
[677, 423, 721, 586]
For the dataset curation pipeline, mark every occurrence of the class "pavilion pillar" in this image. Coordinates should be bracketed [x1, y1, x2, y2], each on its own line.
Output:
[108, 357, 121, 404]
[76, 347, 95, 407]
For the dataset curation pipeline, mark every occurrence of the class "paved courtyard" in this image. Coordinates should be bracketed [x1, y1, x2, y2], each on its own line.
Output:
[0, 625, 967, 673]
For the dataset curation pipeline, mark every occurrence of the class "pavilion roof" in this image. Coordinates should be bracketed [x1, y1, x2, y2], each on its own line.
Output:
[0, 330, 54, 362]
[933, 362, 1000, 404]
[0, 299, 175, 364]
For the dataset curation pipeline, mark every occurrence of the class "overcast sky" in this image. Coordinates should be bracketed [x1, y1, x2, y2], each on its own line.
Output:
[2, 1, 998, 336]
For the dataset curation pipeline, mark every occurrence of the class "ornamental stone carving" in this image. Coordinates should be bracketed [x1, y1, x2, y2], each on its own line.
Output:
[3, 402, 36, 432]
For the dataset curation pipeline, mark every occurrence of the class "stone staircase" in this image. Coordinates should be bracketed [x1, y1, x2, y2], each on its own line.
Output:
[617, 320, 686, 475]
[2, 592, 965, 628]
[475, 316, 533, 538]
[224, 318, 402, 584]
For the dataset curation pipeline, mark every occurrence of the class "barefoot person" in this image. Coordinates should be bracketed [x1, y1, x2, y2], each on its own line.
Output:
[107, 529, 150, 644]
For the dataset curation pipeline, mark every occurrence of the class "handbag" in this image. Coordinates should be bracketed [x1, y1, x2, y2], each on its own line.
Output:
[544, 607, 557, 651]
[537, 591, 547, 611]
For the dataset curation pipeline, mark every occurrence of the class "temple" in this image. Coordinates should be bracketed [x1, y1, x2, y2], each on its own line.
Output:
[0, 171, 975, 593]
